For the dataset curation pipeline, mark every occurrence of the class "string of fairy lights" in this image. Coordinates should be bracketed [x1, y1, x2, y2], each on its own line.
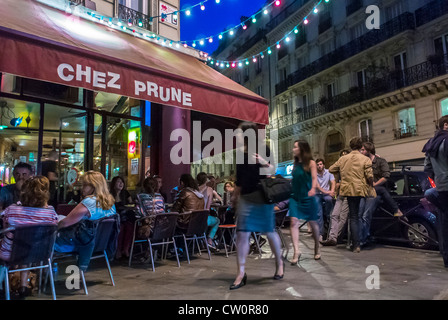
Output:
[38, 0, 330, 67]
[207, 0, 330, 69]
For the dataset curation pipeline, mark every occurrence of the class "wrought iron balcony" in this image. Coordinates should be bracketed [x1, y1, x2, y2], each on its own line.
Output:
[271, 54, 448, 130]
[118, 4, 152, 31]
[393, 125, 418, 140]
[415, 0, 448, 27]
[275, 12, 415, 96]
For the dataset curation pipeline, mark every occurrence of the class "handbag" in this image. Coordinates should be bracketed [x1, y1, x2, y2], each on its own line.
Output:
[259, 175, 292, 204]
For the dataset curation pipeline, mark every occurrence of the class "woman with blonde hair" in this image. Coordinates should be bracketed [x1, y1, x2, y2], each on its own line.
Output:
[55, 171, 117, 271]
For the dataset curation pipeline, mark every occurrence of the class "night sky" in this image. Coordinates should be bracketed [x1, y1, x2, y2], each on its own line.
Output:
[179, 0, 269, 54]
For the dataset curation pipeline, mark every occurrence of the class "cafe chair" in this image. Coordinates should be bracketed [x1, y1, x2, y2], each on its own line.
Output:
[146, 213, 180, 272]
[216, 224, 237, 258]
[0, 224, 58, 300]
[49, 217, 117, 295]
[176, 210, 212, 264]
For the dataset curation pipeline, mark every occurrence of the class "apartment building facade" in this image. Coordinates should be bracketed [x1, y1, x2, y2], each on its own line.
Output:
[212, 0, 448, 178]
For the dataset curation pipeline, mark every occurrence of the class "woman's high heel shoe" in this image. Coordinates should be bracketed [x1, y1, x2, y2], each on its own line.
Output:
[230, 273, 247, 290]
[290, 253, 302, 265]
[274, 261, 285, 280]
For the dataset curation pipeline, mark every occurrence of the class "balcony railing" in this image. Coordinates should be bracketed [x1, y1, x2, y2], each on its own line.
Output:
[275, 12, 415, 96]
[415, 0, 448, 27]
[393, 125, 418, 140]
[118, 4, 152, 30]
[270, 54, 448, 130]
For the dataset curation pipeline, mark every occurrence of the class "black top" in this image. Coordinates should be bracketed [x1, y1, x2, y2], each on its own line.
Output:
[236, 147, 271, 200]
[41, 160, 57, 192]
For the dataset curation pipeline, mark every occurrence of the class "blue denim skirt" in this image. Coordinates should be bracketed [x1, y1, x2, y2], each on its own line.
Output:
[236, 196, 275, 233]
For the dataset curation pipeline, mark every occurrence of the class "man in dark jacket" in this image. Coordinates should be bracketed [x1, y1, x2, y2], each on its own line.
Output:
[423, 116, 448, 268]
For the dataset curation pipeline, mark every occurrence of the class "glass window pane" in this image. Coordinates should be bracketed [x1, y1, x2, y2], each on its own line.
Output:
[0, 98, 40, 184]
[43, 104, 86, 205]
[106, 117, 142, 192]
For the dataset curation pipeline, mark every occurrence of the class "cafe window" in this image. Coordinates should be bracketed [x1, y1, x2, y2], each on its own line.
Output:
[0, 97, 40, 180]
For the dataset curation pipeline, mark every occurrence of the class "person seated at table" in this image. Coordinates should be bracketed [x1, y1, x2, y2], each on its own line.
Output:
[0, 176, 58, 298]
[136, 177, 165, 236]
[54, 171, 117, 272]
[197, 172, 221, 248]
[110, 176, 134, 260]
[171, 174, 205, 230]
[0, 162, 33, 210]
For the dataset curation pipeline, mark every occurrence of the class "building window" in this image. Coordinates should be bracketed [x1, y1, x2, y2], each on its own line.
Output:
[255, 85, 263, 97]
[434, 34, 448, 56]
[255, 58, 262, 74]
[357, 69, 367, 88]
[320, 39, 334, 56]
[327, 83, 335, 98]
[441, 98, 448, 117]
[349, 22, 366, 41]
[302, 94, 309, 108]
[385, 0, 405, 21]
[326, 132, 344, 154]
[278, 67, 287, 83]
[359, 119, 373, 142]
[244, 67, 249, 83]
[394, 107, 417, 139]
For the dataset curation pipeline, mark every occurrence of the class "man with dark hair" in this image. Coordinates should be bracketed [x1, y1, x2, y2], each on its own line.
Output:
[0, 162, 33, 210]
[315, 158, 335, 237]
[329, 137, 374, 253]
[423, 115, 448, 268]
[360, 142, 402, 246]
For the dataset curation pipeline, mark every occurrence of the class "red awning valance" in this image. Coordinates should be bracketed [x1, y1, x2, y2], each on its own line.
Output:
[0, 0, 269, 125]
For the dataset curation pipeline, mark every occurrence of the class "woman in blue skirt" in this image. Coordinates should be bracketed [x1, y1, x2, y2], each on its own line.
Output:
[289, 140, 321, 263]
[230, 122, 284, 290]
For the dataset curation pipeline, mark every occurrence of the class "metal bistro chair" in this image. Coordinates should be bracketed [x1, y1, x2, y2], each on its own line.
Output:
[128, 193, 159, 267]
[177, 210, 212, 264]
[146, 213, 180, 272]
[49, 217, 117, 295]
[216, 224, 237, 258]
[0, 223, 58, 300]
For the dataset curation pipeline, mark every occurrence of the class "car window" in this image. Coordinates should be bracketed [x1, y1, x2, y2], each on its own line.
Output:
[387, 177, 405, 196]
[407, 173, 428, 196]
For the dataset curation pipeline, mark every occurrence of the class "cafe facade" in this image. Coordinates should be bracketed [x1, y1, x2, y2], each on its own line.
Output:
[0, 0, 269, 204]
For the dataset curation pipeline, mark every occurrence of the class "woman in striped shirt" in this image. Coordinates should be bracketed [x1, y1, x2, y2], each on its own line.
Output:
[0, 176, 58, 297]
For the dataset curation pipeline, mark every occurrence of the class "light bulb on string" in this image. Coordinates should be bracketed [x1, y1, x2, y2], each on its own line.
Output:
[215, 0, 220, 3]
[200, 3, 205, 10]
[185, 9, 191, 16]
[275, 0, 281, 6]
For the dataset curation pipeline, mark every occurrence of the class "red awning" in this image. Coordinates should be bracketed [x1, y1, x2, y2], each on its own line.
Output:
[0, 0, 269, 125]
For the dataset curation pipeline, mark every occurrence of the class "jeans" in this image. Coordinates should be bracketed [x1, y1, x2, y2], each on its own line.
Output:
[427, 189, 448, 267]
[347, 197, 362, 248]
[316, 194, 334, 236]
[207, 216, 220, 239]
[360, 197, 380, 244]
[375, 186, 399, 213]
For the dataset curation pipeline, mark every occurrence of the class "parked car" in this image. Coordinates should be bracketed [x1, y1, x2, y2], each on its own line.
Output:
[369, 167, 439, 250]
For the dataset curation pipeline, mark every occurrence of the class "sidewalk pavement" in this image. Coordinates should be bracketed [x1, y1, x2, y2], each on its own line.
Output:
[31, 228, 448, 301]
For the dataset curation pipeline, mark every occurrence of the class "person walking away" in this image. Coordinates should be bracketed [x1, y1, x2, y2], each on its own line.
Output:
[288, 140, 321, 263]
[230, 122, 283, 290]
[422, 115, 448, 268]
[329, 137, 374, 253]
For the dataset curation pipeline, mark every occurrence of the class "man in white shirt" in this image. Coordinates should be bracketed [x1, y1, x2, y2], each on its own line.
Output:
[316, 159, 335, 237]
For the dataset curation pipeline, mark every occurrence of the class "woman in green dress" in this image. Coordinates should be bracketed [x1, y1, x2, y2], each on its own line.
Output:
[289, 140, 321, 263]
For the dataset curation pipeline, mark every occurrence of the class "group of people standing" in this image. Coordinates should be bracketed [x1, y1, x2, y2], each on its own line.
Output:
[229, 116, 448, 290]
